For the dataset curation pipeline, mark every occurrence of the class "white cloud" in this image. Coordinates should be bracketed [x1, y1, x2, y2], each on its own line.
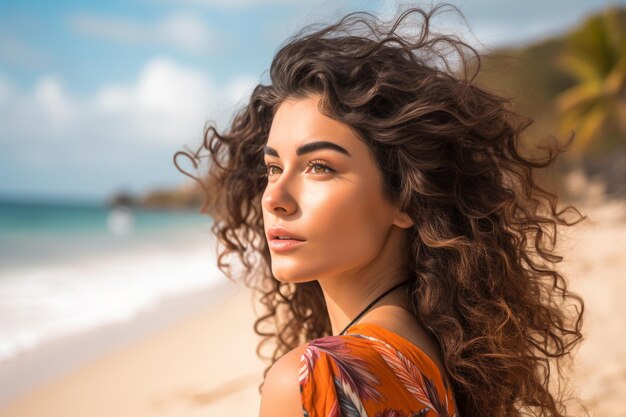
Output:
[157, 13, 213, 52]
[0, 73, 78, 140]
[68, 12, 215, 53]
[34, 76, 77, 126]
[0, 58, 258, 161]
[0, 60, 259, 199]
[91, 57, 220, 143]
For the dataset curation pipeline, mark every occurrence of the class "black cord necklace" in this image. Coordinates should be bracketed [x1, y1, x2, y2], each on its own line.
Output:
[339, 280, 411, 336]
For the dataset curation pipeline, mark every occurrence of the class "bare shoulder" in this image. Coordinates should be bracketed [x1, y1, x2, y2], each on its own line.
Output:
[258, 342, 309, 417]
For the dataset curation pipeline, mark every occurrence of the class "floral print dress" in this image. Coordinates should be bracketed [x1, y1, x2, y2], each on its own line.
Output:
[299, 322, 458, 417]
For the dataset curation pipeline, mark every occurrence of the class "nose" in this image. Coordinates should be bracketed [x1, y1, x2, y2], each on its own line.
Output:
[262, 173, 298, 216]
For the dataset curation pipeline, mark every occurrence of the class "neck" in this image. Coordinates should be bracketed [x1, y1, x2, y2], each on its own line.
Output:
[320, 273, 411, 335]
[339, 279, 410, 335]
[316, 226, 411, 335]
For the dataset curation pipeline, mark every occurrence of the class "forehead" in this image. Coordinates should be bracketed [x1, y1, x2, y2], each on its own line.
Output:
[266, 95, 364, 156]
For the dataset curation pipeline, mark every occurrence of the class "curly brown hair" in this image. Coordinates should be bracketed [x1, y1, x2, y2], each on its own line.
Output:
[174, 3, 589, 417]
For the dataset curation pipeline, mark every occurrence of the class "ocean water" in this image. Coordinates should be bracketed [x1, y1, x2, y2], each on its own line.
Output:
[0, 197, 227, 363]
[0, 198, 214, 270]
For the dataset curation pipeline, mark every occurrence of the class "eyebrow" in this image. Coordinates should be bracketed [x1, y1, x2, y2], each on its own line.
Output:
[263, 141, 352, 158]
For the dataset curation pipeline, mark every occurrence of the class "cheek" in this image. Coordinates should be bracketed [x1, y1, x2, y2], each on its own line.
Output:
[301, 182, 391, 269]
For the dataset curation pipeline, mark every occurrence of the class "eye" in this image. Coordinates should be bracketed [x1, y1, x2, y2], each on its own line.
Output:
[265, 164, 281, 176]
[304, 160, 334, 175]
[262, 159, 335, 178]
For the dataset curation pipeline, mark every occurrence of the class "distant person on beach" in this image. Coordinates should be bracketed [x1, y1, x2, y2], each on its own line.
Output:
[175, 3, 589, 417]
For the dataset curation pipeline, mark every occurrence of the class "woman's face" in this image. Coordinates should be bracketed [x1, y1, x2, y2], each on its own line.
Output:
[261, 94, 410, 284]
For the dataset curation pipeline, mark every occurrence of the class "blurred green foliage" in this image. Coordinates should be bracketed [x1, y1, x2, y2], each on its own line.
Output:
[477, 6, 626, 154]
[556, 6, 626, 156]
[475, 6, 626, 197]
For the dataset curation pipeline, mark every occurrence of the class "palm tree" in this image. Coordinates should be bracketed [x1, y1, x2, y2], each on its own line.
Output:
[555, 7, 626, 156]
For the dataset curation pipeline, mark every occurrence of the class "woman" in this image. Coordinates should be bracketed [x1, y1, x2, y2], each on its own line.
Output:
[175, 3, 588, 417]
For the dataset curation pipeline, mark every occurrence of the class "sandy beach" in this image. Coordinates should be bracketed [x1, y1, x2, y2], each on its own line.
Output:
[0, 280, 266, 417]
[0, 198, 624, 417]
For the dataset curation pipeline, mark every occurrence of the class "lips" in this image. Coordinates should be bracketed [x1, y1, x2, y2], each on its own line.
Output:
[267, 225, 305, 241]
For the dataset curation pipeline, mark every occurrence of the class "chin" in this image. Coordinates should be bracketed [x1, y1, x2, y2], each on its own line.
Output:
[271, 269, 315, 285]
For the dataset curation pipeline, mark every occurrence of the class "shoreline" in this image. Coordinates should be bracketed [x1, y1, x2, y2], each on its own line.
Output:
[0, 278, 266, 416]
[0, 280, 241, 408]
[0, 229, 220, 364]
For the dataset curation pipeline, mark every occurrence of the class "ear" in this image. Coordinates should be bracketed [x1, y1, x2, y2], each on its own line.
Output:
[392, 210, 414, 229]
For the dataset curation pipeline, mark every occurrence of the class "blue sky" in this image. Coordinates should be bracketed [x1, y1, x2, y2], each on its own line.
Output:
[0, 0, 624, 204]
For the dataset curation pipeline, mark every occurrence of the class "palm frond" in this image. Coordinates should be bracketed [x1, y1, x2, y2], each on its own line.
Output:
[556, 82, 602, 113]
